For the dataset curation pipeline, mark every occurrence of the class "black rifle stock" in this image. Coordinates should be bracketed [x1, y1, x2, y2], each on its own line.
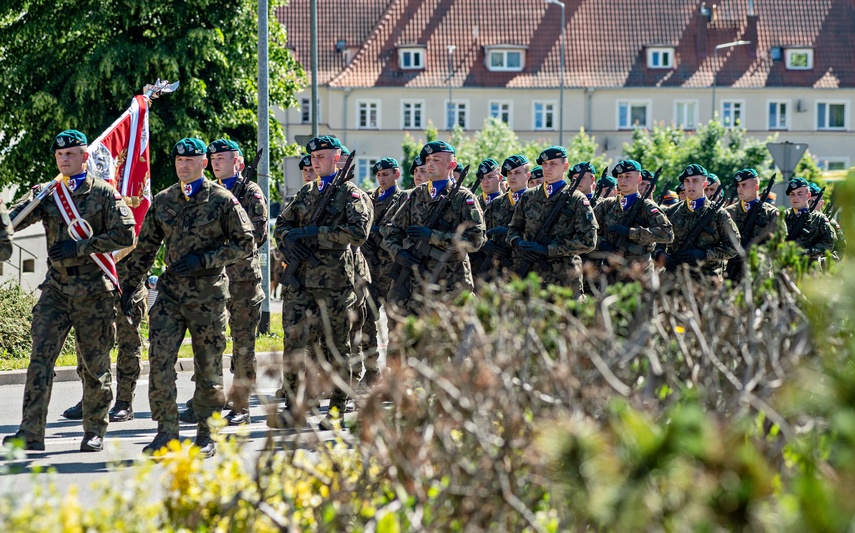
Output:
[388, 166, 470, 305]
[656, 178, 673, 205]
[786, 186, 825, 242]
[613, 166, 662, 252]
[281, 150, 357, 289]
[591, 166, 609, 202]
[231, 148, 263, 202]
[516, 176, 582, 278]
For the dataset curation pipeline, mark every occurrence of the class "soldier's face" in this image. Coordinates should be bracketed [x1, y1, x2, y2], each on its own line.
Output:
[376, 168, 399, 191]
[506, 166, 529, 191]
[638, 180, 652, 197]
[683, 175, 707, 200]
[704, 183, 719, 198]
[301, 167, 314, 184]
[529, 175, 545, 188]
[210, 151, 240, 180]
[311, 149, 340, 176]
[617, 172, 641, 196]
[736, 178, 760, 202]
[55, 147, 89, 177]
[542, 158, 569, 183]
[414, 166, 429, 186]
[789, 187, 810, 210]
[175, 155, 208, 183]
[481, 169, 502, 194]
[576, 172, 595, 194]
[425, 153, 454, 181]
[678, 190, 687, 201]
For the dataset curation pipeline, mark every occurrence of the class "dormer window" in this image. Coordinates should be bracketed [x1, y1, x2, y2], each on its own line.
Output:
[786, 48, 813, 70]
[486, 46, 525, 72]
[398, 46, 426, 70]
[647, 47, 674, 69]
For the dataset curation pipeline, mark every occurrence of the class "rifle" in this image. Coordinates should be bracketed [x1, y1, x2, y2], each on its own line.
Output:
[468, 174, 483, 195]
[231, 148, 263, 202]
[591, 166, 609, 202]
[786, 186, 825, 243]
[281, 150, 357, 289]
[388, 165, 471, 305]
[656, 178, 673, 205]
[363, 192, 400, 268]
[738, 173, 777, 248]
[613, 167, 662, 252]
[516, 175, 582, 278]
[669, 184, 735, 267]
[823, 187, 839, 219]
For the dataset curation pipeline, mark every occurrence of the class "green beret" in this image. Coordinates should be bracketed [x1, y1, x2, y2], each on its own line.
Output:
[410, 156, 424, 176]
[612, 159, 642, 176]
[678, 163, 708, 183]
[675, 183, 685, 193]
[454, 162, 464, 173]
[536, 146, 567, 165]
[50, 129, 87, 153]
[598, 176, 618, 188]
[298, 154, 312, 170]
[207, 139, 241, 155]
[569, 162, 595, 179]
[707, 173, 720, 184]
[501, 155, 529, 176]
[733, 168, 758, 182]
[641, 169, 654, 181]
[419, 140, 456, 160]
[306, 135, 342, 153]
[808, 182, 823, 196]
[372, 157, 399, 174]
[340, 145, 351, 156]
[172, 138, 207, 157]
[477, 158, 499, 177]
[530, 166, 544, 180]
[785, 177, 810, 195]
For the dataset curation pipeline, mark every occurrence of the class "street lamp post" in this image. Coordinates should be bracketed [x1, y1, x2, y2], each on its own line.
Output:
[447, 45, 456, 131]
[711, 40, 751, 122]
[546, 0, 565, 147]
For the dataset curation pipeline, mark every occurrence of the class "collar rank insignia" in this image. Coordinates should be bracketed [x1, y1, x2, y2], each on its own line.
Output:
[513, 191, 522, 203]
[545, 183, 553, 196]
[430, 186, 437, 198]
[690, 199, 699, 210]
[68, 179, 77, 191]
[183, 183, 193, 197]
[620, 196, 628, 210]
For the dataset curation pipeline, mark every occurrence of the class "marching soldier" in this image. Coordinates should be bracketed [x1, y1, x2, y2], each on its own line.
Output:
[3, 130, 136, 452]
[675, 183, 686, 203]
[595, 175, 618, 205]
[528, 166, 545, 188]
[654, 164, 739, 281]
[661, 190, 679, 207]
[638, 169, 654, 198]
[299, 154, 314, 184]
[507, 146, 597, 296]
[411, 156, 429, 187]
[570, 162, 596, 201]
[121, 137, 254, 457]
[273, 136, 371, 430]
[725, 169, 779, 246]
[479, 155, 529, 278]
[704, 173, 721, 199]
[784, 178, 837, 261]
[381, 140, 486, 314]
[809, 182, 845, 258]
[593, 159, 673, 273]
[470, 158, 502, 272]
[0, 197, 11, 261]
[453, 162, 465, 185]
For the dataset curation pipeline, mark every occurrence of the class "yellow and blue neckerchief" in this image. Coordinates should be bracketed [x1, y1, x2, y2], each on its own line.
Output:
[182, 177, 204, 200]
[315, 173, 336, 192]
[792, 207, 809, 215]
[741, 199, 758, 212]
[619, 193, 638, 211]
[377, 185, 397, 202]
[218, 173, 239, 191]
[428, 179, 450, 198]
[64, 171, 87, 192]
[483, 191, 501, 204]
[686, 197, 706, 212]
[544, 179, 566, 198]
[509, 187, 527, 206]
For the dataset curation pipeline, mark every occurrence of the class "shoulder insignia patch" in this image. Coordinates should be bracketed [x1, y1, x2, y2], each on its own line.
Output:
[253, 192, 262, 199]
[650, 208, 659, 214]
[465, 198, 475, 205]
[232, 197, 240, 205]
[352, 191, 361, 199]
[582, 199, 591, 206]
[114, 192, 123, 200]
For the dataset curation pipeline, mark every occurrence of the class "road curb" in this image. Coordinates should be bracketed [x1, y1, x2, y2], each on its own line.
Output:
[0, 352, 282, 386]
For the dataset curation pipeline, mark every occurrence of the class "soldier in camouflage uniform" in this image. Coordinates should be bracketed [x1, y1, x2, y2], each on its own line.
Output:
[809, 182, 845, 259]
[704, 173, 721, 199]
[654, 164, 739, 281]
[573, 162, 597, 201]
[593, 175, 618, 207]
[121, 137, 254, 458]
[205, 139, 268, 426]
[2, 130, 136, 453]
[359, 158, 406, 385]
[638, 169, 654, 199]
[273, 135, 371, 430]
[469, 158, 501, 273]
[724, 169, 780, 281]
[0, 197, 12, 261]
[507, 146, 598, 296]
[591, 159, 674, 276]
[478, 155, 530, 279]
[300, 154, 314, 184]
[528, 166, 545, 188]
[411, 156, 429, 187]
[381, 140, 486, 314]
[784, 178, 837, 261]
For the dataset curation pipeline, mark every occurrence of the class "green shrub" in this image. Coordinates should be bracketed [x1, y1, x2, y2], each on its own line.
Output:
[0, 281, 74, 361]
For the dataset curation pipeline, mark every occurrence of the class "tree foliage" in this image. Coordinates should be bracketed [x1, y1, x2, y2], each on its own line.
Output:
[0, 0, 304, 196]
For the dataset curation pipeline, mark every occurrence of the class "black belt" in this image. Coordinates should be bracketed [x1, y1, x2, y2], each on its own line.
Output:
[187, 267, 222, 278]
[52, 263, 101, 276]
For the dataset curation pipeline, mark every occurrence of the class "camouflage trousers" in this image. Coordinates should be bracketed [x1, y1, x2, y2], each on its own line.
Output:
[21, 286, 115, 440]
[148, 294, 226, 435]
[281, 284, 357, 410]
[226, 279, 263, 410]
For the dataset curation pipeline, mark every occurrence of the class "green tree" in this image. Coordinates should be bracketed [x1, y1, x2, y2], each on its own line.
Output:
[0, 0, 304, 196]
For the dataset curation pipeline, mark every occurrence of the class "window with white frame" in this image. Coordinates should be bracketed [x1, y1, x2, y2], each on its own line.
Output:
[817, 101, 847, 130]
[721, 100, 744, 128]
[487, 49, 524, 72]
[399, 47, 425, 70]
[647, 47, 675, 69]
[768, 101, 789, 130]
[674, 100, 698, 129]
[533, 102, 556, 130]
[445, 101, 468, 129]
[401, 100, 424, 129]
[357, 100, 380, 129]
[489, 101, 512, 125]
[617, 101, 650, 129]
[786, 48, 813, 70]
[357, 158, 379, 186]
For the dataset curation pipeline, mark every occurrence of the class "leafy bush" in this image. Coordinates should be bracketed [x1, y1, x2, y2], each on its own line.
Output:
[0, 281, 74, 362]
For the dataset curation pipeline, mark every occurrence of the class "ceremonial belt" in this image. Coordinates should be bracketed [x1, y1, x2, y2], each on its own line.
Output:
[52, 181, 121, 291]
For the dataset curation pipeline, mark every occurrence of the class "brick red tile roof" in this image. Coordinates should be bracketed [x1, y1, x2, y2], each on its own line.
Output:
[278, 0, 855, 89]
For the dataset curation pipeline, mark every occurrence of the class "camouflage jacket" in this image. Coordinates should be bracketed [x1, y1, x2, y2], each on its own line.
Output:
[784, 208, 837, 257]
[381, 182, 486, 292]
[725, 200, 779, 247]
[593, 196, 673, 257]
[363, 186, 406, 279]
[659, 199, 740, 277]
[223, 179, 268, 282]
[0, 198, 12, 262]
[832, 219, 846, 258]
[274, 179, 371, 290]
[10, 174, 136, 297]
[124, 178, 254, 305]
[484, 190, 519, 232]
[354, 188, 375, 289]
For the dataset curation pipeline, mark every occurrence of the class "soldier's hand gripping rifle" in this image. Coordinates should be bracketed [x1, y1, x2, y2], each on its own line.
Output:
[786, 185, 825, 242]
[231, 148, 264, 202]
[738, 173, 777, 248]
[656, 178, 673, 205]
[613, 167, 662, 251]
[667, 184, 735, 270]
[388, 165, 470, 305]
[280, 150, 357, 289]
[516, 175, 582, 278]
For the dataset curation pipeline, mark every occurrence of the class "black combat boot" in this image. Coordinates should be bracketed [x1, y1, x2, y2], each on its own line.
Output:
[109, 401, 134, 422]
[2, 430, 45, 451]
[62, 401, 83, 420]
[80, 433, 103, 452]
[225, 408, 251, 426]
[142, 432, 179, 456]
